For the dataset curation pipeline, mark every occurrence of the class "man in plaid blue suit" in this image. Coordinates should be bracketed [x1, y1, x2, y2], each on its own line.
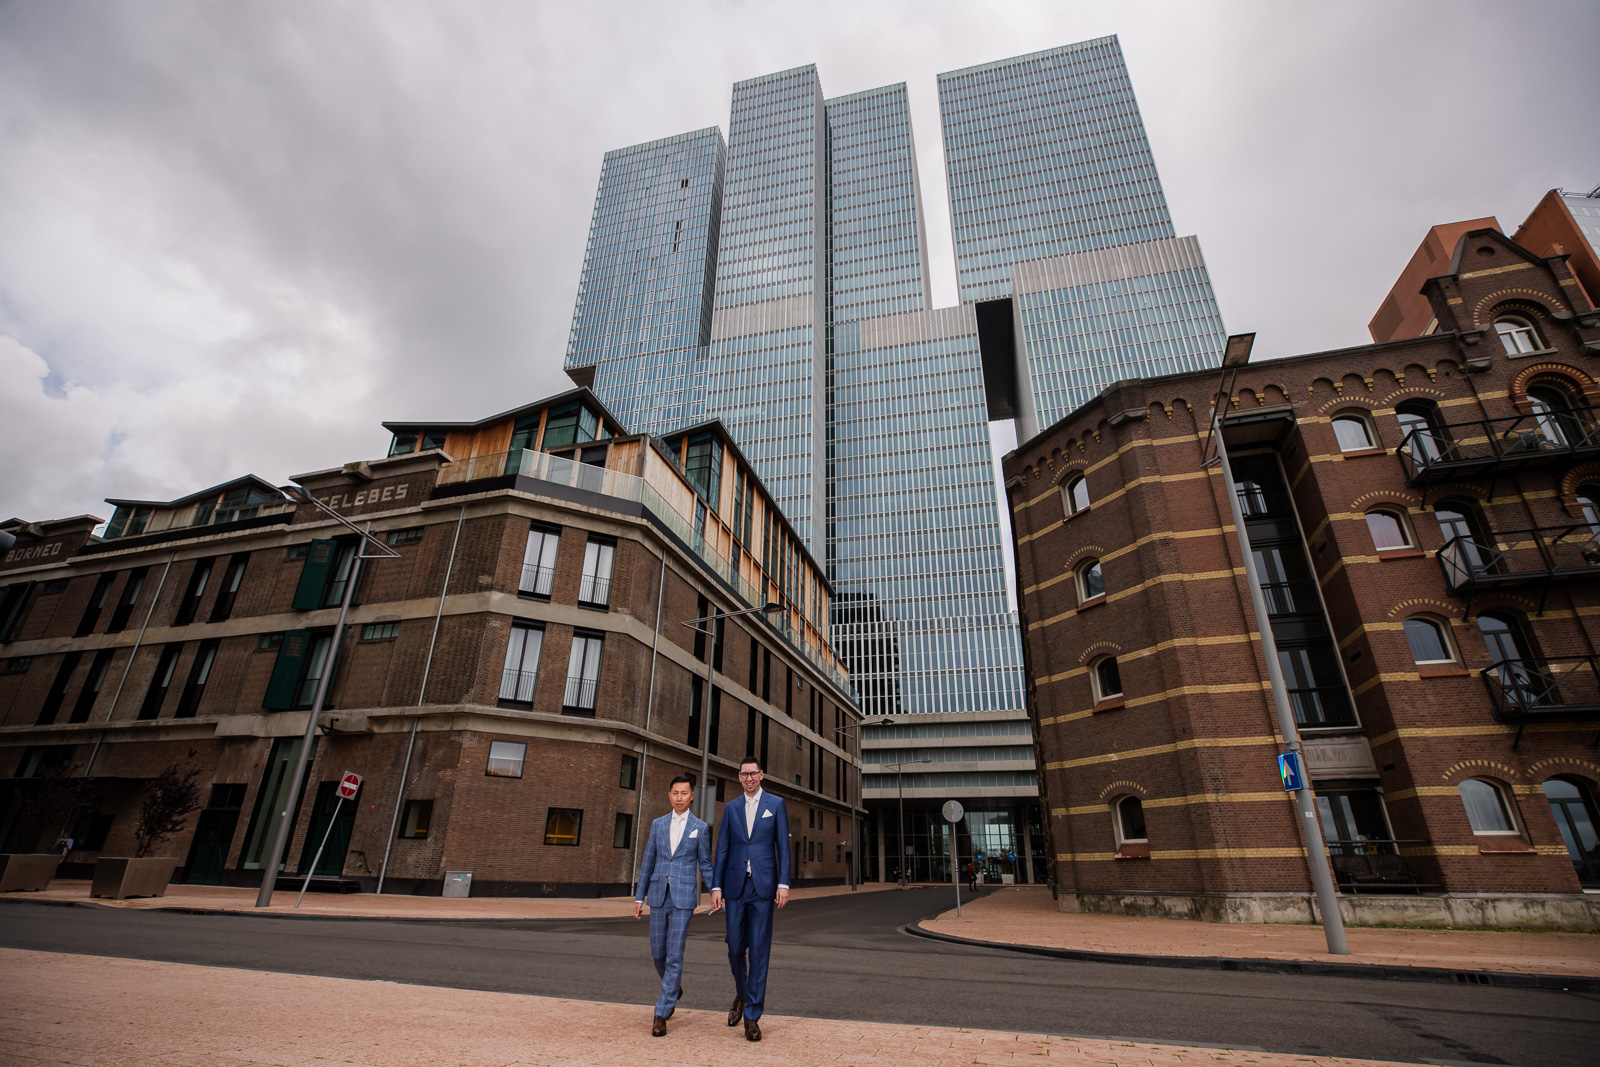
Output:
[633, 774, 715, 1036]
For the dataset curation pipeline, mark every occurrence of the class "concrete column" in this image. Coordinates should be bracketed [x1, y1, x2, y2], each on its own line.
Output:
[1021, 804, 1036, 884]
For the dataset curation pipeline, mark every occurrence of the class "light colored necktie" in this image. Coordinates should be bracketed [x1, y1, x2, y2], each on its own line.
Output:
[670, 814, 685, 854]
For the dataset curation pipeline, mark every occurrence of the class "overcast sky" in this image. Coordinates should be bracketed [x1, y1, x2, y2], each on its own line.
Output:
[3, 0, 1597, 527]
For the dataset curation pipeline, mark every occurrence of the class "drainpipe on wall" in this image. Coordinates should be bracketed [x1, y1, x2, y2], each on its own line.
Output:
[629, 544, 669, 895]
[82, 551, 175, 778]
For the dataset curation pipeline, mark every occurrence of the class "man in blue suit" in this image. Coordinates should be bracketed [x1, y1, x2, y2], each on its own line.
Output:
[634, 773, 714, 1036]
[711, 756, 790, 1042]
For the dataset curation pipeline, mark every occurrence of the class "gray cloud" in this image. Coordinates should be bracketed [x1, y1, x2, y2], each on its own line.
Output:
[3, 0, 1596, 523]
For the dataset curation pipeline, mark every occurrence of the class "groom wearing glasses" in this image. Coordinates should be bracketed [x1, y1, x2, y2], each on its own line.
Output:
[710, 757, 790, 1042]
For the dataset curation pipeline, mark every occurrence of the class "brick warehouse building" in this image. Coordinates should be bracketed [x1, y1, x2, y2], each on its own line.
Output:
[1003, 229, 1600, 929]
[0, 387, 862, 895]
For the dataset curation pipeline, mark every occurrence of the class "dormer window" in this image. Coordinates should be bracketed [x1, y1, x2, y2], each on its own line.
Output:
[1494, 316, 1542, 355]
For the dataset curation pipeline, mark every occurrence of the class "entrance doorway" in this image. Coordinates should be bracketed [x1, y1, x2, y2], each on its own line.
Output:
[298, 780, 360, 876]
[184, 784, 246, 884]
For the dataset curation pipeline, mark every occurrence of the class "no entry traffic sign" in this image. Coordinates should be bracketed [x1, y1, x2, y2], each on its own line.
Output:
[337, 771, 362, 799]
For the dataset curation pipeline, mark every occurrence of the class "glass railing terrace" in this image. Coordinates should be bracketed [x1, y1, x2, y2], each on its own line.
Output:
[1399, 407, 1600, 484]
[1438, 527, 1600, 595]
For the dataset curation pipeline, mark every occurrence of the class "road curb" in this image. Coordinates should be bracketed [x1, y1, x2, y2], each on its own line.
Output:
[0, 895, 637, 924]
[903, 920, 1600, 992]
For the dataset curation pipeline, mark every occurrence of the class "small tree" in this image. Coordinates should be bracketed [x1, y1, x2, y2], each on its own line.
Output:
[134, 765, 202, 858]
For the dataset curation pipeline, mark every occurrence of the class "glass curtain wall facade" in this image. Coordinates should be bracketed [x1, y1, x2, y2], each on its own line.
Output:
[937, 37, 1226, 435]
[564, 128, 725, 436]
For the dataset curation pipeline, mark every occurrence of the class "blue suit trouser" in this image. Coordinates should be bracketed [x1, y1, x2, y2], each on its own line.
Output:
[648, 897, 694, 1018]
[723, 880, 774, 1020]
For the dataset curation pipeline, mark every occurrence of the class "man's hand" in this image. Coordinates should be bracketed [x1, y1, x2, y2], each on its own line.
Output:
[775, 887, 790, 909]
[633, 900, 644, 919]
[709, 889, 723, 913]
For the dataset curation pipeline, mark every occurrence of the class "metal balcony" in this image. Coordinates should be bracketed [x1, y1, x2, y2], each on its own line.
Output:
[1480, 656, 1600, 747]
[1438, 527, 1600, 610]
[1325, 840, 1434, 893]
[1399, 407, 1600, 492]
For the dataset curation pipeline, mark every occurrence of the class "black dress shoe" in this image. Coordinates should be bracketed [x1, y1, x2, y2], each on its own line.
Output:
[652, 1015, 667, 1037]
[727, 998, 744, 1026]
[744, 1017, 761, 1042]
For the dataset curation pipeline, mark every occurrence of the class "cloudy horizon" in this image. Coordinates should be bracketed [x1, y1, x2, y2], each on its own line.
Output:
[3, 0, 1597, 527]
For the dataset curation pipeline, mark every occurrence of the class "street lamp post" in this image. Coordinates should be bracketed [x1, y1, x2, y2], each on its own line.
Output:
[880, 758, 931, 886]
[681, 602, 783, 828]
[835, 716, 894, 891]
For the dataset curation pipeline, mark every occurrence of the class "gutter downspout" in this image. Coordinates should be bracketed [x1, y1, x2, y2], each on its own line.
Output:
[377, 505, 465, 895]
[83, 551, 175, 778]
[629, 544, 669, 895]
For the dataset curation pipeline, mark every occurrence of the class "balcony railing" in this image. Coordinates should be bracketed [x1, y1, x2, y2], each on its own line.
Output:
[1399, 407, 1600, 485]
[1326, 839, 1433, 893]
[439, 447, 855, 699]
[1437, 526, 1600, 596]
[1259, 579, 1323, 616]
[103, 499, 294, 540]
[519, 564, 555, 597]
[578, 572, 612, 606]
[562, 675, 598, 713]
[499, 668, 538, 704]
[1289, 686, 1358, 729]
[1480, 656, 1600, 741]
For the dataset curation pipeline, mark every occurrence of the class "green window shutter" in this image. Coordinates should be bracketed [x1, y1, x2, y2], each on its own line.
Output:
[291, 540, 335, 611]
[263, 630, 311, 709]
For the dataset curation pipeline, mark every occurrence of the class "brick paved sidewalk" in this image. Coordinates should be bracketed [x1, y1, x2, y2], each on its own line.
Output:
[921, 886, 1600, 978]
[9, 879, 893, 921]
[0, 948, 1415, 1067]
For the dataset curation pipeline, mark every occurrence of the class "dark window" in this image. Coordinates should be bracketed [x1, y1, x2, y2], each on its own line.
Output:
[1117, 796, 1147, 842]
[694, 595, 709, 660]
[520, 525, 560, 597]
[41, 579, 69, 595]
[684, 431, 722, 499]
[748, 635, 759, 691]
[388, 431, 418, 456]
[1063, 475, 1090, 515]
[398, 799, 433, 839]
[257, 633, 283, 651]
[486, 740, 526, 778]
[37, 652, 82, 725]
[760, 715, 770, 769]
[386, 527, 424, 547]
[320, 541, 358, 608]
[619, 754, 638, 790]
[578, 538, 615, 607]
[77, 572, 116, 635]
[543, 808, 583, 846]
[761, 649, 772, 702]
[1078, 559, 1104, 601]
[713, 616, 725, 671]
[1543, 777, 1600, 888]
[1396, 401, 1451, 464]
[106, 566, 148, 633]
[499, 623, 543, 706]
[286, 543, 312, 561]
[1527, 381, 1584, 448]
[209, 554, 249, 621]
[70, 804, 114, 851]
[745, 705, 757, 759]
[360, 622, 400, 641]
[2, 657, 31, 674]
[1093, 656, 1122, 701]
[174, 640, 219, 718]
[613, 812, 633, 849]
[1, 582, 40, 644]
[139, 644, 183, 719]
[16, 744, 74, 778]
[174, 559, 214, 625]
[708, 687, 722, 756]
[69, 649, 114, 723]
[688, 677, 704, 747]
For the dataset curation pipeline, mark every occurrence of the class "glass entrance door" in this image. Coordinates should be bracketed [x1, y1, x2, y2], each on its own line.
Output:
[1543, 778, 1600, 888]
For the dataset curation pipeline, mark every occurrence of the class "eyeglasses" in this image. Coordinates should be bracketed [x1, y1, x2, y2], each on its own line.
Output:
[738, 771, 762, 779]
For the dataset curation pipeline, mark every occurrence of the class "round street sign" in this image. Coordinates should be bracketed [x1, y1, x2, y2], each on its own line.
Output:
[942, 800, 965, 823]
[975, 852, 984, 861]
[337, 771, 362, 800]
[1007, 852, 1016, 862]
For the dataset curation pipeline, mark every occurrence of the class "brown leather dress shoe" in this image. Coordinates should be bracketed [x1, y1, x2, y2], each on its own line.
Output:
[744, 1017, 761, 1042]
[652, 1015, 667, 1037]
[726, 998, 744, 1026]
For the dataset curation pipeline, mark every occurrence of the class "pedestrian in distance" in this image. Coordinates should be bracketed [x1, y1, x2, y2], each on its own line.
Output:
[966, 862, 977, 893]
[633, 773, 716, 1037]
[51, 834, 73, 857]
[710, 756, 790, 1042]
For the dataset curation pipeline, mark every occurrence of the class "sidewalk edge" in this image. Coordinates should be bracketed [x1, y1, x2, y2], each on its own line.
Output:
[902, 920, 1600, 992]
[0, 895, 637, 924]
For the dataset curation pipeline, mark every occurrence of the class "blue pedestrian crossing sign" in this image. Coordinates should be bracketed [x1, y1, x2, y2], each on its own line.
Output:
[1278, 752, 1305, 792]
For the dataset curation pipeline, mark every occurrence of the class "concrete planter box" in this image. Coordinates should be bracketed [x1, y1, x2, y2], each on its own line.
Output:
[91, 857, 179, 900]
[0, 854, 63, 892]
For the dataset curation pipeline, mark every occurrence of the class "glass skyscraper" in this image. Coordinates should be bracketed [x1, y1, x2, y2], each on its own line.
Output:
[564, 35, 1224, 720]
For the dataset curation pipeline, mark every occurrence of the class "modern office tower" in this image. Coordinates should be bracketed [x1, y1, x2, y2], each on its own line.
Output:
[564, 128, 725, 436]
[938, 37, 1227, 435]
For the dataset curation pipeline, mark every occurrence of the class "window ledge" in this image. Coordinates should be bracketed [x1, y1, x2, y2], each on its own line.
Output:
[576, 601, 611, 612]
[1417, 664, 1469, 678]
[1077, 594, 1107, 611]
[1504, 347, 1560, 359]
[1338, 447, 1386, 459]
[1114, 842, 1149, 859]
[1092, 696, 1126, 714]
[1475, 835, 1536, 854]
[1376, 547, 1425, 560]
[1063, 507, 1091, 523]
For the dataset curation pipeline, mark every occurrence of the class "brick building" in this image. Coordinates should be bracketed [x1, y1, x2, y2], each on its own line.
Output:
[0, 388, 862, 896]
[1004, 229, 1600, 928]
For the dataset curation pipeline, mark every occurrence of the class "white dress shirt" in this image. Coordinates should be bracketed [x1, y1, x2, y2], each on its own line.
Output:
[669, 810, 688, 854]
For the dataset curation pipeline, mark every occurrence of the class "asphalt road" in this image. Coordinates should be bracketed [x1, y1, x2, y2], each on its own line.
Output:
[2, 888, 1595, 1067]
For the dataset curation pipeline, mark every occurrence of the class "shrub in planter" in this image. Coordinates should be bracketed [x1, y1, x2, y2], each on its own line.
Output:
[93, 765, 202, 900]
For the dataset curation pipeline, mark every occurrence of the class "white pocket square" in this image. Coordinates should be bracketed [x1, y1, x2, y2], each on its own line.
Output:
[688, 829, 699, 838]
[761, 809, 774, 818]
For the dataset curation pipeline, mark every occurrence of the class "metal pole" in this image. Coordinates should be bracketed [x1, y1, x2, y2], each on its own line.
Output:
[897, 767, 907, 887]
[295, 795, 343, 908]
[698, 623, 718, 827]
[630, 547, 669, 896]
[83, 552, 176, 778]
[1212, 407, 1349, 955]
[255, 527, 370, 908]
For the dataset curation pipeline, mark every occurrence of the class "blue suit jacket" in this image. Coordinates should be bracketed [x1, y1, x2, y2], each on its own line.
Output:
[712, 791, 791, 901]
[635, 810, 714, 910]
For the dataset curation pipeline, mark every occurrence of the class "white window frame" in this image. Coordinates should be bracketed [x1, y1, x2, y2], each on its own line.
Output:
[1402, 615, 1457, 665]
[1458, 777, 1520, 835]
[1494, 316, 1542, 355]
[1114, 795, 1148, 845]
[520, 526, 560, 597]
[1091, 655, 1123, 702]
[1365, 508, 1413, 551]
[1331, 412, 1376, 452]
[578, 539, 615, 607]
[1076, 558, 1105, 603]
[499, 623, 544, 703]
[564, 632, 604, 711]
[485, 739, 526, 778]
[1063, 475, 1090, 516]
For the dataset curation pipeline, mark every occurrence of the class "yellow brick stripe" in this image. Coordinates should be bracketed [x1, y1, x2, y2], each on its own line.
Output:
[1029, 568, 1243, 632]
[1013, 433, 1206, 512]
[1037, 681, 1268, 726]
[1017, 469, 1216, 545]
[1021, 524, 1236, 596]
[1057, 847, 1306, 862]
[1053, 791, 1287, 817]
[1043, 733, 1277, 771]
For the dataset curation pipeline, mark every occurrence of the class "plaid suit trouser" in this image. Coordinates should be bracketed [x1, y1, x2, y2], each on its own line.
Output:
[648, 896, 694, 1017]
